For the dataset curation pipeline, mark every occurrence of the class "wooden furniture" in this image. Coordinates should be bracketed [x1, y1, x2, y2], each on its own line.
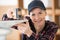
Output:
[55, 29, 60, 40]
[51, 0, 60, 27]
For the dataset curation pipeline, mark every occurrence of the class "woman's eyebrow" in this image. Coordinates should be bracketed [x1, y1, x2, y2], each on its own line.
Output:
[39, 12, 42, 14]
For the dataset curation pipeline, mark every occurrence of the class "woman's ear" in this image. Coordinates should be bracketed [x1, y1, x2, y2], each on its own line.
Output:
[45, 11, 47, 16]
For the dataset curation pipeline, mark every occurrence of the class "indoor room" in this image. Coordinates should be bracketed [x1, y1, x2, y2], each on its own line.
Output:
[0, 0, 60, 40]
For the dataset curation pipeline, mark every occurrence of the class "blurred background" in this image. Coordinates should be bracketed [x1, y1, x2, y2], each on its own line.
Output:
[0, 0, 60, 40]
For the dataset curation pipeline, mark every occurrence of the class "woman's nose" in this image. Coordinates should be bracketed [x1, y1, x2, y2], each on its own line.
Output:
[35, 15, 39, 20]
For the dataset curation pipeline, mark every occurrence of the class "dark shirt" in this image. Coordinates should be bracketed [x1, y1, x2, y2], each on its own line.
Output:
[22, 21, 58, 40]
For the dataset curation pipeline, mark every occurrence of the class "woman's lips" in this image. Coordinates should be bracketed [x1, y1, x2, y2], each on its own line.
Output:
[34, 19, 42, 23]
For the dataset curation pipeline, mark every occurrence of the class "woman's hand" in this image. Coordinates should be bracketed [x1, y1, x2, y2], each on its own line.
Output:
[16, 20, 33, 37]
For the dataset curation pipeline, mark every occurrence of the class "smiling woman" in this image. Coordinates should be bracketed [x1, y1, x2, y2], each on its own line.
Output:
[16, 0, 58, 40]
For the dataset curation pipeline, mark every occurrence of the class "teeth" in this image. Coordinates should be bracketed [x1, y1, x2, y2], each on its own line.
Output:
[35, 20, 42, 22]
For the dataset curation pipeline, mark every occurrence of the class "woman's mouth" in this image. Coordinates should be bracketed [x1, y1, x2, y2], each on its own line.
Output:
[34, 19, 42, 23]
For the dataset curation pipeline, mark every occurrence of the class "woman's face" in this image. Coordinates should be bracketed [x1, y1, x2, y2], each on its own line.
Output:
[30, 8, 46, 30]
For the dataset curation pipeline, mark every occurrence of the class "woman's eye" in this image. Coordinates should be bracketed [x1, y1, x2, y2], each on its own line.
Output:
[32, 14, 35, 16]
[39, 12, 42, 14]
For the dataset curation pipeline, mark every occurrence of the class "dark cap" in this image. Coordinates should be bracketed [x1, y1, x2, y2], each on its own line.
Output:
[28, 0, 46, 12]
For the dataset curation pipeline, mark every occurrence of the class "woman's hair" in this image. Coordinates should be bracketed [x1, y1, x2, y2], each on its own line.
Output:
[25, 16, 36, 33]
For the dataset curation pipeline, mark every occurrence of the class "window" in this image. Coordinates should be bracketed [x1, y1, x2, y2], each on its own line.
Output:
[0, 0, 18, 6]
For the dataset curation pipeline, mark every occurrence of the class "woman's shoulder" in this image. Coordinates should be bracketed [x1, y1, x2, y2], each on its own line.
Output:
[45, 20, 58, 29]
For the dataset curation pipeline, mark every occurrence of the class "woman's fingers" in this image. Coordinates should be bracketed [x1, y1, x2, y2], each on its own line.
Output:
[17, 21, 30, 34]
[18, 26, 26, 33]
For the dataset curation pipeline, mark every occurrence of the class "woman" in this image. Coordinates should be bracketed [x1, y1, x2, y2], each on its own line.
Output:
[16, 0, 58, 40]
